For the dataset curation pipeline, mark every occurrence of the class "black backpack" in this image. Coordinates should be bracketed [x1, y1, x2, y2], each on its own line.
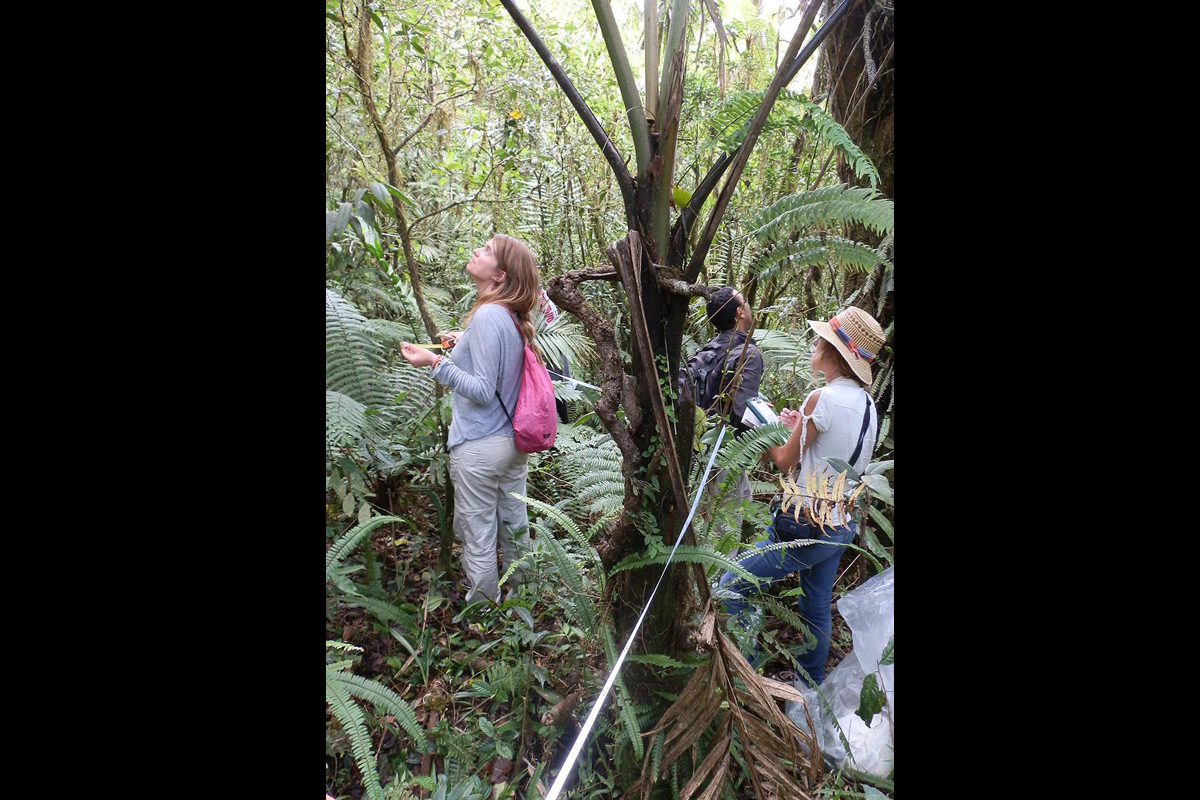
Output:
[678, 337, 734, 413]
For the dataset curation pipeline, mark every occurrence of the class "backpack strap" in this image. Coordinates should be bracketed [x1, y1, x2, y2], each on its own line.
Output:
[495, 308, 522, 425]
[847, 390, 875, 468]
[495, 388, 514, 425]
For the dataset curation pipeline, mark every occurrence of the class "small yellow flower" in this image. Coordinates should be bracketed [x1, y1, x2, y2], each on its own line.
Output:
[509, 108, 522, 119]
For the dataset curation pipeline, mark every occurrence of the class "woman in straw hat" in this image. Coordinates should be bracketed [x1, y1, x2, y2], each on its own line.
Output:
[717, 306, 886, 685]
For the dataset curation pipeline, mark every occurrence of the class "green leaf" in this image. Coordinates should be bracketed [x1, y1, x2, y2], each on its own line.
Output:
[479, 717, 495, 738]
[825, 458, 861, 483]
[866, 504, 893, 543]
[385, 183, 419, 212]
[326, 11, 341, 23]
[864, 788, 887, 800]
[343, 493, 355, 516]
[358, 502, 371, 526]
[879, 634, 893, 666]
[861, 474, 893, 504]
[856, 673, 885, 724]
[865, 460, 894, 475]
[671, 185, 692, 209]
[368, 182, 395, 218]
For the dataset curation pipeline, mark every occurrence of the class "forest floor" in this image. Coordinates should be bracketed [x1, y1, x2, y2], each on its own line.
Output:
[327, 486, 892, 800]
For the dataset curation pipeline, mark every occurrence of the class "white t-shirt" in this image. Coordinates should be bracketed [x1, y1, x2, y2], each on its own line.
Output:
[793, 376, 877, 528]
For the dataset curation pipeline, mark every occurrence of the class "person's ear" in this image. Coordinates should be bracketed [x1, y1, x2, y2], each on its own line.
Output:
[494, 269, 506, 284]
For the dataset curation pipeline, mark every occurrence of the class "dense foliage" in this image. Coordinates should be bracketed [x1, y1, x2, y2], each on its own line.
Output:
[327, 1, 894, 798]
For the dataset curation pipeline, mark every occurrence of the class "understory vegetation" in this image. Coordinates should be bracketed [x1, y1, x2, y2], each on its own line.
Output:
[327, 1, 894, 798]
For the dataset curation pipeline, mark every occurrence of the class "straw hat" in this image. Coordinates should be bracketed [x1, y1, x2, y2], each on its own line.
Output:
[807, 307, 886, 385]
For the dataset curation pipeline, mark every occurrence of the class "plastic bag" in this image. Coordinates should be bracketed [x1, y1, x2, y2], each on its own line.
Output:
[785, 566, 893, 777]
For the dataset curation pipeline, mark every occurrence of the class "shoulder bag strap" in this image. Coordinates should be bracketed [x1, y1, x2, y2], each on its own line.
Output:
[847, 390, 875, 468]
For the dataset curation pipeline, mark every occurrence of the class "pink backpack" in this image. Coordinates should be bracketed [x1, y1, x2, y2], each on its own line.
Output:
[494, 313, 557, 453]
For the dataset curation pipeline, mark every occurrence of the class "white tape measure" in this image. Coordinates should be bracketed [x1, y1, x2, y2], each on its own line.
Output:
[541, 426, 728, 800]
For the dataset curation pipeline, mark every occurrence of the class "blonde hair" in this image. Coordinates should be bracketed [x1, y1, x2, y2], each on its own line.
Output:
[464, 234, 544, 364]
[815, 336, 866, 386]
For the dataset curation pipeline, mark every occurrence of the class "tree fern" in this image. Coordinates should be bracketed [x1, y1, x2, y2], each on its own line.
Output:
[326, 516, 403, 578]
[801, 101, 881, 189]
[609, 545, 759, 585]
[326, 288, 393, 410]
[328, 670, 427, 749]
[326, 676, 383, 800]
[752, 184, 894, 243]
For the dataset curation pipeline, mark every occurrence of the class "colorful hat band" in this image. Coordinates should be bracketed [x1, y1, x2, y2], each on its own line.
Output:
[829, 316, 875, 362]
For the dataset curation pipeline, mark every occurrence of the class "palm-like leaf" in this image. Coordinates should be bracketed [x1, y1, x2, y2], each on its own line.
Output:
[326, 289, 391, 409]
[747, 235, 884, 283]
[753, 184, 894, 243]
[802, 101, 882, 189]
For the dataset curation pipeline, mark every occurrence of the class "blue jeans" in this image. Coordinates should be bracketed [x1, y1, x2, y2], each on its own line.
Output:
[718, 520, 856, 685]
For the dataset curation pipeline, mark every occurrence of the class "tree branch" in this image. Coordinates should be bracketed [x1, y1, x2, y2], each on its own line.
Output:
[592, 0, 652, 178]
[408, 161, 500, 233]
[658, 278, 715, 298]
[391, 87, 477, 156]
[498, 0, 638, 229]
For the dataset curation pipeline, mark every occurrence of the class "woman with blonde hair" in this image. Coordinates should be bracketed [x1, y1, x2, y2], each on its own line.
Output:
[400, 234, 544, 604]
[717, 306, 886, 685]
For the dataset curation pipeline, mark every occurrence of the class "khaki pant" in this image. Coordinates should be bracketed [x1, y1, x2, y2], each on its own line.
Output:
[448, 435, 530, 603]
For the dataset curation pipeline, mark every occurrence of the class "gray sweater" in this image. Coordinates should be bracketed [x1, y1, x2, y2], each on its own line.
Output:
[431, 303, 524, 450]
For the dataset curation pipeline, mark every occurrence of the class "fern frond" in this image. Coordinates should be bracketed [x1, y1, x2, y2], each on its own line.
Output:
[329, 671, 427, 749]
[365, 318, 423, 349]
[535, 312, 597, 372]
[326, 516, 403, 578]
[537, 526, 596, 632]
[327, 390, 375, 449]
[326, 288, 391, 409]
[386, 365, 437, 426]
[752, 184, 894, 243]
[510, 493, 602, 574]
[741, 536, 883, 574]
[326, 677, 383, 800]
[747, 235, 884, 284]
[701, 89, 808, 154]
[609, 545, 759, 585]
[342, 593, 414, 627]
[714, 423, 789, 477]
[626, 653, 694, 670]
[802, 101, 881, 189]
[602, 625, 644, 762]
[326, 640, 364, 653]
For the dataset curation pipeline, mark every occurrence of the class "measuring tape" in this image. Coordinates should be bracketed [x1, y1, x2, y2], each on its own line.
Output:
[542, 426, 728, 800]
[547, 371, 602, 393]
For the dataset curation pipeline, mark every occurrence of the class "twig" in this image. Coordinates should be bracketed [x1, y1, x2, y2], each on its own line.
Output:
[392, 86, 478, 155]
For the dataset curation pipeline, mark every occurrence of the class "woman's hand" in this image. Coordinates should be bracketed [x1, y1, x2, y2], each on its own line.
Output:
[779, 407, 799, 431]
[437, 331, 461, 348]
[400, 342, 439, 368]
